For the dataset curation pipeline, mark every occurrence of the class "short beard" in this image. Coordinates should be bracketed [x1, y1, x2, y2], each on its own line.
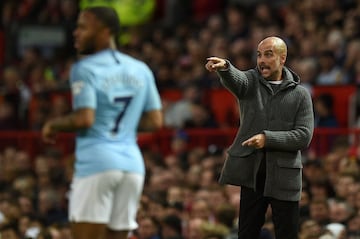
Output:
[265, 70, 281, 81]
[78, 48, 95, 55]
[78, 42, 96, 55]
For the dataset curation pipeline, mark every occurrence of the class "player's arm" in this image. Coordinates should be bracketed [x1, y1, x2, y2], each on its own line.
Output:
[46, 108, 94, 131]
[138, 109, 163, 132]
[42, 63, 96, 143]
[138, 64, 163, 132]
[42, 108, 94, 143]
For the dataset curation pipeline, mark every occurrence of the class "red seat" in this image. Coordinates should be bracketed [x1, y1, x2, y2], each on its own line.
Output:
[208, 89, 238, 127]
[160, 89, 182, 102]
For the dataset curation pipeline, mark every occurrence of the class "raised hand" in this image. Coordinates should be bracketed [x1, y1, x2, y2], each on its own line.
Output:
[205, 57, 228, 72]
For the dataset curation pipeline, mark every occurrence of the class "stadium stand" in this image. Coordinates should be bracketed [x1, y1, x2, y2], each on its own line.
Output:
[1, 0, 360, 238]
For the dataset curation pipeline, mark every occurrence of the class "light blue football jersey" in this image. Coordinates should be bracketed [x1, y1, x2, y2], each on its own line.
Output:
[70, 49, 162, 177]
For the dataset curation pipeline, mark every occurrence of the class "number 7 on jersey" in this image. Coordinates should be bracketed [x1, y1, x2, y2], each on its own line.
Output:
[112, 96, 133, 133]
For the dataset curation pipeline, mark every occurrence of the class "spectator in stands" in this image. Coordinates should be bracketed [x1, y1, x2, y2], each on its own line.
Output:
[0, 221, 20, 239]
[17, 195, 34, 216]
[36, 225, 62, 239]
[1, 66, 31, 128]
[17, 213, 36, 238]
[334, 172, 358, 201]
[163, 83, 204, 129]
[166, 186, 184, 207]
[165, 130, 190, 171]
[155, 63, 176, 90]
[292, 58, 317, 95]
[316, 50, 349, 85]
[19, 47, 43, 80]
[309, 182, 334, 202]
[326, 29, 347, 67]
[41, 6, 163, 239]
[224, 5, 249, 42]
[161, 214, 184, 239]
[344, 40, 360, 84]
[27, 62, 58, 94]
[309, 199, 331, 227]
[186, 217, 206, 239]
[346, 214, 360, 238]
[303, 160, 327, 185]
[184, 103, 218, 129]
[190, 199, 212, 221]
[345, 178, 360, 210]
[38, 0, 62, 24]
[205, 36, 314, 239]
[23, 214, 45, 239]
[314, 93, 339, 128]
[298, 219, 327, 239]
[58, 222, 73, 239]
[213, 203, 238, 239]
[36, 188, 67, 226]
[135, 216, 161, 239]
[328, 200, 354, 225]
[47, 95, 71, 120]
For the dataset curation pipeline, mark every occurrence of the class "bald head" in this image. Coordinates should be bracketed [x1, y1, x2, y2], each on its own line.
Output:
[256, 36, 288, 81]
[259, 36, 287, 59]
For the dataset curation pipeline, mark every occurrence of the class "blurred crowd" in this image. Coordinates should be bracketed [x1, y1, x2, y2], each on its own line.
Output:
[0, 0, 360, 238]
[1, 0, 360, 130]
[1, 130, 360, 239]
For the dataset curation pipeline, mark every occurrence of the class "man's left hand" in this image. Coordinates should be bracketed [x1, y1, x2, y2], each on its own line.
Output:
[242, 133, 265, 149]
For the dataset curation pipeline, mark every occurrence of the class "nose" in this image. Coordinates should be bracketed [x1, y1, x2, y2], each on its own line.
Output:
[257, 56, 265, 64]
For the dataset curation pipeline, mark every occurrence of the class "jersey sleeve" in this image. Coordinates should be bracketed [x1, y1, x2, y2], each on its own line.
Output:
[70, 64, 96, 110]
[143, 65, 162, 112]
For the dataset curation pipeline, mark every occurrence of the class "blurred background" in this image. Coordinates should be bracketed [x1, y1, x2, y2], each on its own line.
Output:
[0, 0, 360, 238]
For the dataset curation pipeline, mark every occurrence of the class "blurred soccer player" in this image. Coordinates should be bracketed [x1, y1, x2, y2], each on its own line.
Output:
[41, 6, 163, 239]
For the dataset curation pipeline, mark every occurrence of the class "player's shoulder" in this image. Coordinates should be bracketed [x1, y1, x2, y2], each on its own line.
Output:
[117, 52, 151, 71]
[70, 61, 88, 78]
[71, 54, 105, 79]
[71, 56, 94, 72]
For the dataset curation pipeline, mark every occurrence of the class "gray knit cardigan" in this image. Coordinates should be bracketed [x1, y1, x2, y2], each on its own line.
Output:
[217, 63, 314, 201]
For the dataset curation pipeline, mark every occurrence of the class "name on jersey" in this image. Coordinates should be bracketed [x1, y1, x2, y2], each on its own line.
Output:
[102, 74, 144, 90]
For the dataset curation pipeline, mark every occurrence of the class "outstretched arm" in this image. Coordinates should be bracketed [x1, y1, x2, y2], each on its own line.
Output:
[205, 56, 251, 98]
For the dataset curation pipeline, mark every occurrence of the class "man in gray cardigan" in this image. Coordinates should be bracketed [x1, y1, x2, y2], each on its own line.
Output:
[205, 36, 314, 239]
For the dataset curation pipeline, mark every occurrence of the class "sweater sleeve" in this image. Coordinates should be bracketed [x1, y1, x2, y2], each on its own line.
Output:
[216, 61, 251, 98]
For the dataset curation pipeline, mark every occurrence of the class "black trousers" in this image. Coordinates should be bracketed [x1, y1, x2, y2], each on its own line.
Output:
[238, 158, 299, 239]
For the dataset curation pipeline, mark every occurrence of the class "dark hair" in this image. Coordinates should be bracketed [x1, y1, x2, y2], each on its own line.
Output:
[317, 93, 334, 110]
[162, 214, 182, 234]
[84, 6, 121, 48]
[0, 221, 19, 235]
